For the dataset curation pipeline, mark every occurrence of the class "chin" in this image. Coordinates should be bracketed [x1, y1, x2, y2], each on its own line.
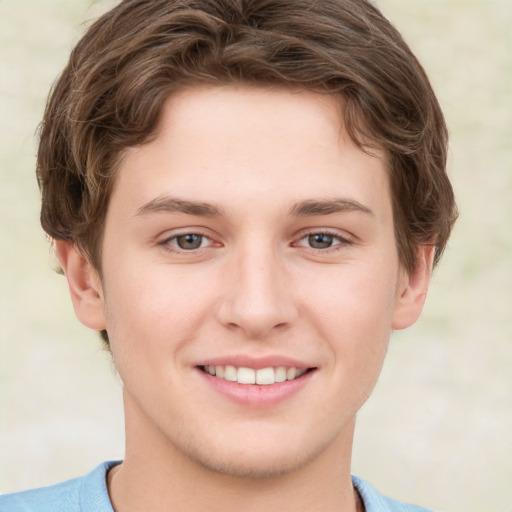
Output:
[193, 449, 313, 479]
[180, 429, 333, 480]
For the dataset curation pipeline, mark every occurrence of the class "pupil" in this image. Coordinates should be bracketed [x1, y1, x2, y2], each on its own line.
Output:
[177, 234, 202, 249]
[309, 233, 333, 249]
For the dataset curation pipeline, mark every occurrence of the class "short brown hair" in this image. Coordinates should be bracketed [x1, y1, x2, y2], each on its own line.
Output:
[38, 0, 457, 274]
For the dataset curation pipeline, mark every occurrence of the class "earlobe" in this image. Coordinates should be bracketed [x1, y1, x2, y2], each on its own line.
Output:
[392, 245, 435, 330]
[55, 240, 107, 331]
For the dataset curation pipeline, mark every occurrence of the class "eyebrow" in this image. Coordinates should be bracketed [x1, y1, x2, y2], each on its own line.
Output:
[135, 196, 225, 218]
[135, 195, 374, 219]
[289, 198, 374, 217]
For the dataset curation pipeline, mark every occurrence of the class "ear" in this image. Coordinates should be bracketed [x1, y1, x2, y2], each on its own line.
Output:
[55, 240, 107, 331]
[392, 245, 435, 330]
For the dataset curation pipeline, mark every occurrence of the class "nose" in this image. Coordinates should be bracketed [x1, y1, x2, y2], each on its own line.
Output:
[215, 246, 299, 340]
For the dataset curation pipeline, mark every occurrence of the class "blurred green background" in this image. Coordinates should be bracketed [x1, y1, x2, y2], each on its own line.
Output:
[0, 1, 511, 510]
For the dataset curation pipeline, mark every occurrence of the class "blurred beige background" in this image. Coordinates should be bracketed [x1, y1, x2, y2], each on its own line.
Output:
[0, 0, 510, 510]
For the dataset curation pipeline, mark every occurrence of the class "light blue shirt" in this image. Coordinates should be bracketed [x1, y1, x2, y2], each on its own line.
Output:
[0, 461, 435, 511]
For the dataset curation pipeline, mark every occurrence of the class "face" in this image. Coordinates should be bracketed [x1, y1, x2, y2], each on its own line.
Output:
[67, 86, 427, 478]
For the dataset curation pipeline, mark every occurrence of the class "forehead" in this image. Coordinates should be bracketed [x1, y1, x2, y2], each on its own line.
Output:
[112, 85, 390, 220]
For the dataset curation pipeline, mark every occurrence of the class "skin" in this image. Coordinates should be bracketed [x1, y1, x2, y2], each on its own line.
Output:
[56, 86, 433, 512]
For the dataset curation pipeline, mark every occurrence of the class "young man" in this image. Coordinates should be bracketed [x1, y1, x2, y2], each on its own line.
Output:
[1, 0, 457, 511]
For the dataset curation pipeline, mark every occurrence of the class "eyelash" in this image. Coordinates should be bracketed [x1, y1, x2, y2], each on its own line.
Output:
[159, 229, 352, 254]
[159, 232, 215, 253]
[294, 230, 353, 252]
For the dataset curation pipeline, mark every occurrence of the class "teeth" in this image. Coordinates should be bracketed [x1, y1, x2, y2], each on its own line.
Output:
[202, 365, 309, 385]
[224, 365, 237, 382]
[286, 367, 297, 380]
[237, 367, 256, 384]
[256, 367, 275, 385]
[275, 366, 287, 383]
[215, 365, 224, 379]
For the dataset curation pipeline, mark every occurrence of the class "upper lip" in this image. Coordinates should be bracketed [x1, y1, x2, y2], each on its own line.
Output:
[194, 354, 316, 370]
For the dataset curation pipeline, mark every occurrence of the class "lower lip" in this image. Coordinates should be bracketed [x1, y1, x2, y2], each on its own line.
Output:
[196, 368, 315, 408]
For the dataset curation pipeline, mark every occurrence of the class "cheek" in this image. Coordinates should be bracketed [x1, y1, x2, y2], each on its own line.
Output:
[102, 261, 215, 360]
[310, 259, 398, 325]
[306, 263, 398, 369]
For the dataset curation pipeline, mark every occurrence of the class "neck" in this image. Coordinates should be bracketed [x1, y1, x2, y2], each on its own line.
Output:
[109, 393, 360, 512]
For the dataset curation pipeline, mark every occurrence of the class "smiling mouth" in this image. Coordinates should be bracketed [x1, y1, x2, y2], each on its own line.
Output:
[199, 365, 315, 385]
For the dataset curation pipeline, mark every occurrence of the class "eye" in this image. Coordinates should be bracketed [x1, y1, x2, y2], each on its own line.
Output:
[165, 233, 212, 251]
[307, 233, 337, 249]
[295, 231, 350, 250]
